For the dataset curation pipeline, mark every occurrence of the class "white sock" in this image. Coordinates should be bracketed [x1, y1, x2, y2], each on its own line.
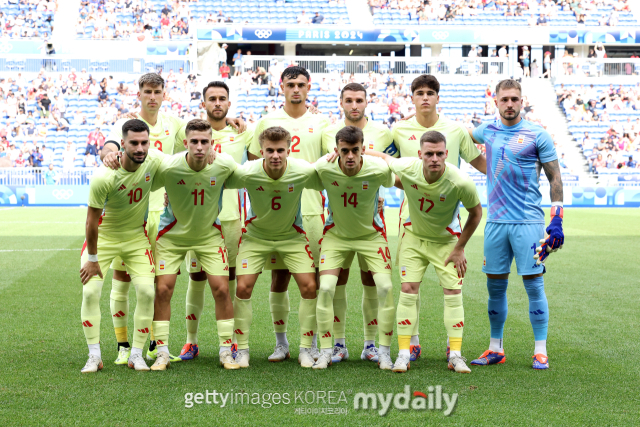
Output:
[534, 340, 547, 356]
[322, 348, 332, 356]
[450, 350, 461, 358]
[364, 340, 375, 349]
[489, 338, 504, 353]
[276, 332, 289, 348]
[447, 336, 450, 347]
[312, 332, 318, 348]
[410, 335, 420, 345]
[157, 345, 169, 354]
[131, 347, 143, 357]
[220, 346, 231, 354]
[335, 338, 345, 346]
[399, 349, 410, 357]
[88, 343, 101, 358]
[379, 345, 390, 355]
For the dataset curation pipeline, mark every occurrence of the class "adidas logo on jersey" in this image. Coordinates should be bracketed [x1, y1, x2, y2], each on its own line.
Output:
[113, 310, 125, 318]
[368, 319, 378, 326]
[274, 319, 285, 325]
[398, 319, 412, 325]
[411, 184, 418, 190]
[177, 179, 186, 185]
[452, 322, 464, 328]
[408, 135, 417, 141]
[334, 316, 340, 323]
[322, 332, 332, 338]
[234, 329, 244, 335]
[186, 314, 197, 320]
[82, 321, 93, 327]
[331, 181, 339, 186]
[256, 186, 264, 191]
[137, 327, 149, 333]
[118, 184, 126, 191]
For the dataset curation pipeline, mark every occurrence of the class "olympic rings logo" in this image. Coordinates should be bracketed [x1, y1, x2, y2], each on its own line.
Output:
[0, 41, 13, 54]
[431, 31, 449, 41]
[52, 189, 74, 200]
[254, 29, 273, 39]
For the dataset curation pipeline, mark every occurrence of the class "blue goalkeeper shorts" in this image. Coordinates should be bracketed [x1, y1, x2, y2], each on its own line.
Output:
[482, 222, 545, 276]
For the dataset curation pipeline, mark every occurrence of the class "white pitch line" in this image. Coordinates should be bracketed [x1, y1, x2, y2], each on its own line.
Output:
[0, 249, 77, 252]
[1, 221, 82, 224]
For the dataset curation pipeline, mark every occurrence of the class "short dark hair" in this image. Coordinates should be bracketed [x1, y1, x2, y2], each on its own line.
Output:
[185, 119, 212, 136]
[495, 79, 522, 96]
[122, 119, 150, 138]
[281, 66, 310, 83]
[335, 126, 363, 146]
[340, 83, 367, 100]
[410, 74, 440, 95]
[259, 126, 291, 147]
[420, 130, 447, 147]
[202, 81, 230, 98]
[138, 73, 165, 89]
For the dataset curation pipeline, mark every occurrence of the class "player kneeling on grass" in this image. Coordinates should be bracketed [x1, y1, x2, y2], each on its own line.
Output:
[224, 126, 322, 369]
[313, 126, 397, 370]
[79, 119, 166, 373]
[150, 119, 239, 371]
[367, 131, 483, 374]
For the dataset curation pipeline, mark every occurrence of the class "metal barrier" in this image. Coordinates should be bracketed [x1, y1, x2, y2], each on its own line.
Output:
[0, 167, 94, 186]
[0, 56, 190, 73]
[558, 58, 640, 77]
[247, 56, 508, 76]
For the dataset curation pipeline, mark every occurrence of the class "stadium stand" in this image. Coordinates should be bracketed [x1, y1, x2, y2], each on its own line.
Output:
[0, 0, 57, 39]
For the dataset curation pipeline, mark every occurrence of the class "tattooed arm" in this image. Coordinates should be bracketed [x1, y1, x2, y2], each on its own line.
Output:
[541, 159, 563, 203]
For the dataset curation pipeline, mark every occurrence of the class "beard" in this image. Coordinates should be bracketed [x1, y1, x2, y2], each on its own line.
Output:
[127, 151, 147, 164]
[290, 98, 303, 104]
[499, 109, 520, 120]
[207, 108, 228, 121]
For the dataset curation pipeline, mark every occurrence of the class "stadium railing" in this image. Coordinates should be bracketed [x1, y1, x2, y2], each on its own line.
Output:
[557, 58, 640, 77]
[245, 56, 508, 76]
[0, 56, 191, 74]
[0, 168, 93, 186]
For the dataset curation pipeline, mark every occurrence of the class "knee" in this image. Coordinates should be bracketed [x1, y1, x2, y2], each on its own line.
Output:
[236, 282, 252, 299]
[83, 282, 102, 305]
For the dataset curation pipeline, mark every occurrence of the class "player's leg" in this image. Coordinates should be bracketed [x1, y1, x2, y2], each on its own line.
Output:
[181, 251, 207, 361]
[361, 269, 379, 362]
[269, 267, 292, 361]
[397, 222, 422, 360]
[222, 219, 242, 357]
[472, 223, 512, 366]
[109, 257, 132, 362]
[141, 211, 161, 359]
[514, 223, 549, 369]
[303, 214, 324, 359]
[331, 252, 354, 364]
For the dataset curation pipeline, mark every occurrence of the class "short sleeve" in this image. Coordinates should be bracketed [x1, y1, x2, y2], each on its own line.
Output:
[388, 157, 413, 179]
[151, 157, 169, 191]
[173, 123, 187, 154]
[243, 125, 256, 150]
[536, 130, 558, 164]
[219, 152, 239, 174]
[87, 170, 111, 209]
[457, 176, 481, 209]
[321, 128, 332, 156]
[248, 120, 264, 158]
[306, 164, 324, 192]
[225, 163, 248, 190]
[458, 125, 481, 163]
[472, 122, 488, 144]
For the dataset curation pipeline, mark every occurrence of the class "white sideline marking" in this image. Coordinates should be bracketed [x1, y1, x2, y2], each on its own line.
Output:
[0, 249, 76, 253]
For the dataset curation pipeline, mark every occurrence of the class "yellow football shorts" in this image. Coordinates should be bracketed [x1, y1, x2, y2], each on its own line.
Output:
[155, 237, 229, 276]
[81, 233, 156, 283]
[319, 233, 391, 275]
[264, 214, 323, 270]
[398, 230, 463, 289]
[237, 233, 316, 275]
[111, 210, 161, 272]
[187, 219, 242, 273]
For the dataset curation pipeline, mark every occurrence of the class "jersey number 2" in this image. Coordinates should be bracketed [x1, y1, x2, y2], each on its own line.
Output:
[291, 136, 301, 153]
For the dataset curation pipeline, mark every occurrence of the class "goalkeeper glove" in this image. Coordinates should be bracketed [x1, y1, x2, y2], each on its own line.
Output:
[545, 206, 564, 250]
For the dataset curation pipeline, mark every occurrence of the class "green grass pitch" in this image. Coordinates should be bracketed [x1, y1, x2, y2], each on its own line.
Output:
[0, 206, 638, 425]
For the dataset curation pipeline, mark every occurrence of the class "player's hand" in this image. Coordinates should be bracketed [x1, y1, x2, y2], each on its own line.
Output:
[400, 113, 415, 121]
[164, 192, 169, 207]
[226, 117, 247, 134]
[444, 247, 467, 279]
[80, 261, 103, 285]
[308, 105, 320, 114]
[545, 206, 564, 250]
[103, 151, 122, 170]
[377, 197, 384, 214]
[325, 152, 339, 163]
[207, 148, 217, 164]
[124, 112, 138, 120]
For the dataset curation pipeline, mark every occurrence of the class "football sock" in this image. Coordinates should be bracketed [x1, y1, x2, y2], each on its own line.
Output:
[233, 296, 252, 350]
[269, 291, 290, 334]
[81, 280, 103, 345]
[333, 285, 347, 339]
[276, 332, 289, 348]
[410, 335, 420, 346]
[217, 318, 234, 347]
[335, 338, 345, 346]
[364, 340, 375, 349]
[535, 340, 547, 356]
[185, 278, 206, 344]
[220, 346, 231, 354]
[489, 338, 504, 353]
[88, 343, 101, 358]
[450, 350, 461, 358]
[396, 292, 418, 356]
[228, 279, 237, 344]
[487, 278, 509, 340]
[362, 286, 378, 342]
[152, 320, 170, 354]
[131, 347, 142, 357]
[444, 293, 464, 353]
[373, 274, 395, 347]
[299, 297, 317, 349]
[523, 276, 549, 341]
[110, 279, 130, 345]
[411, 291, 421, 336]
[131, 277, 154, 350]
[317, 274, 338, 349]
[379, 345, 390, 355]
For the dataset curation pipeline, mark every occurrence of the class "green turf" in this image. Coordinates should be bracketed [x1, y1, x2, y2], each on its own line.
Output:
[0, 207, 638, 425]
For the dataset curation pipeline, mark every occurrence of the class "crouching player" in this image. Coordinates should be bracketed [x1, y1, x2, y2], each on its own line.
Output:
[368, 130, 482, 373]
[79, 119, 165, 373]
[150, 119, 239, 371]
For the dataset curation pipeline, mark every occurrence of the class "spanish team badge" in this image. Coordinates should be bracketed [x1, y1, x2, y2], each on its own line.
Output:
[288, 184, 294, 193]
[145, 172, 151, 182]
[362, 181, 369, 190]
[210, 176, 216, 186]
[440, 194, 446, 202]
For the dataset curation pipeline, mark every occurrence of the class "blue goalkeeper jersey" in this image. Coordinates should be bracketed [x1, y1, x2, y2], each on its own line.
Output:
[473, 118, 557, 224]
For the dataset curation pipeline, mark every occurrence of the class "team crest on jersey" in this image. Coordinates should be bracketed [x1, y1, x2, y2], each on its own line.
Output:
[270, 255, 277, 264]
[320, 254, 326, 264]
[191, 258, 197, 268]
[159, 260, 165, 271]
[368, 141, 374, 150]
[242, 259, 248, 269]
[164, 126, 170, 136]
[362, 181, 369, 190]
[309, 127, 314, 133]
[401, 266, 406, 276]
[230, 136, 235, 142]
[288, 184, 294, 193]
[145, 172, 151, 182]
[439, 194, 446, 202]
[210, 177, 216, 186]
[517, 135, 525, 144]
[483, 257, 486, 266]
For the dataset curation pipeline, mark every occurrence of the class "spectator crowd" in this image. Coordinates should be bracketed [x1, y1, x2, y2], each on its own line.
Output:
[0, 0, 57, 39]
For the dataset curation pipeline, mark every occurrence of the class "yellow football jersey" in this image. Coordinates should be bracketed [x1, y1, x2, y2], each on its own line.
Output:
[248, 109, 330, 216]
[321, 118, 395, 155]
[315, 155, 394, 240]
[389, 157, 480, 243]
[153, 152, 237, 244]
[87, 150, 165, 241]
[226, 158, 323, 241]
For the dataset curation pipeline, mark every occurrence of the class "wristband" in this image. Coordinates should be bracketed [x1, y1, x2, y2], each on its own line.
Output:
[550, 206, 563, 219]
[88, 254, 98, 262]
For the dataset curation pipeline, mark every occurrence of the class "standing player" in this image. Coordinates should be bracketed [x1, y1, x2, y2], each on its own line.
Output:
[173, 81, 254, 361]
[248, 67, 329, 362]
[319, 83, 395, 363]
[385, 74, 486, 362]
[367, 131, 483, 373]
[79, 120, 164, 373]
[312, 126, 396, 370]
[149, 119, 239, 371]
[469, 80, 564, 370]
[227, 127, 321, 369]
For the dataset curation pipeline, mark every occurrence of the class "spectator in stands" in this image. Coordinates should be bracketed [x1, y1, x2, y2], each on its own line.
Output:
[520, 46, 530, 77]
[628, 156, 637, 168]
[536, 13, 548, 26]
[312, 11, 324, 24]
[30, 146, 43, 168]
[41, 144, 53, 165]
[219, 44, 228, 69]
[243, 51, 253, 73]
[606, 153, 615, 169]
[44, 163, 58, 185]
[233, 49, 243, 77]
[559, 153, 567, 169]
[297, 10, 311, 24]
[84, 153, 97, 168]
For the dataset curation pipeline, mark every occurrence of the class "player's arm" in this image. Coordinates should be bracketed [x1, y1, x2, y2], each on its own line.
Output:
[541, 159, 564, 254]
[444, 202, 482, 279]
[362, 150, 395, 166]
[224, 162, 246, 190]
[248, 120, 264, 159]
[80, 207, 104, 285]
[460, 127, 486, 175]
[102, 122, 124, 168]
[468, 155, 486, 175]
[226, 116, 247, 134]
